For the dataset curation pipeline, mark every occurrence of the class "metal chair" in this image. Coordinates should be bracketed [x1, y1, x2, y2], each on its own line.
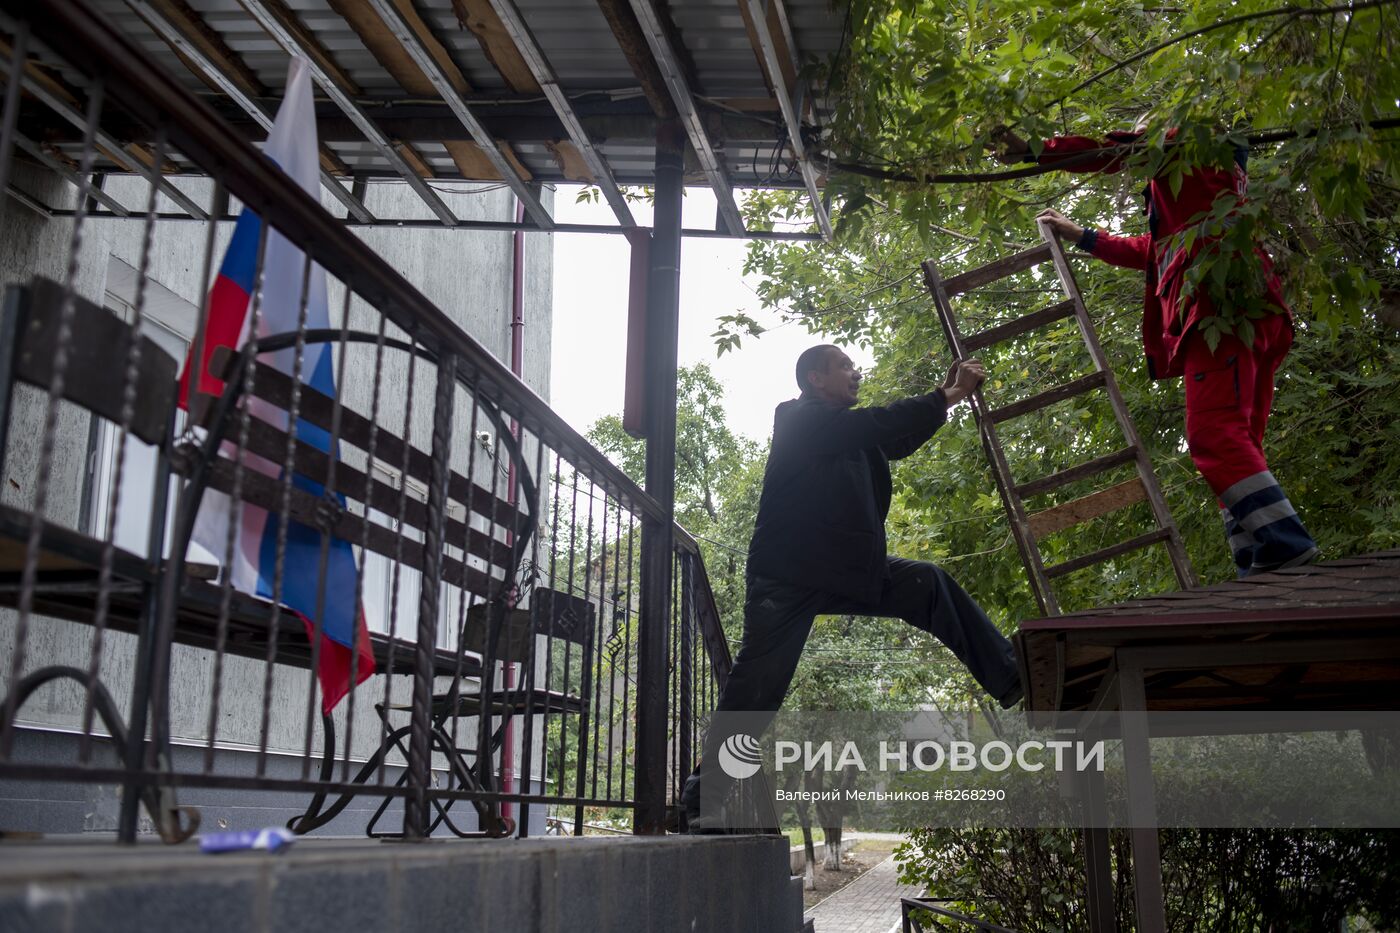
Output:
[0, 275, 198, 843]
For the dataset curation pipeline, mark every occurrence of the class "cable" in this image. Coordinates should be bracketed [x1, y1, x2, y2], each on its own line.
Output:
[826, 116, 1400, 185]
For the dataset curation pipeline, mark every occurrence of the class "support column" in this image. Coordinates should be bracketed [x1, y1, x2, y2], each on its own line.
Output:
[634, 119, 685, 835]
[1120, 661, 1165, 932]
[1080, 742, 1118, 933]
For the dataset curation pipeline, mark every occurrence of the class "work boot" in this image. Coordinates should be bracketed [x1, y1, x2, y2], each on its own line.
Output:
[1220, 471, 1319, 576]
[1220, 506, 1254, 578]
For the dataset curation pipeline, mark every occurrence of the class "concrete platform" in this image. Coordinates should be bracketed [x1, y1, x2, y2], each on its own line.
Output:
[0, 834, 803, 933]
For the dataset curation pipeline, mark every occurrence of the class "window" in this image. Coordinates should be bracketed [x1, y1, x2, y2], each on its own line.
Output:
[82, 257, 195, 558]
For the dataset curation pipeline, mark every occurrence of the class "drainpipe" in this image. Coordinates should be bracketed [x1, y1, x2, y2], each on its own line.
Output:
[502, 195, 525, 833]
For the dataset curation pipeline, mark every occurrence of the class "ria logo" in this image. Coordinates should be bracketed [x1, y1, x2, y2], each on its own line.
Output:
[717, 733, 763, 780]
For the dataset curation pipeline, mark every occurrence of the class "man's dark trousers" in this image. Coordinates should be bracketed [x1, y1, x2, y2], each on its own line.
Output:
[683, 556, 1020, 815]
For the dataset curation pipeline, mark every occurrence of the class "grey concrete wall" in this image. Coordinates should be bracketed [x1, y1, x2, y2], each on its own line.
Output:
[0, 835, 804, 933]
[0, 163, 556, 828]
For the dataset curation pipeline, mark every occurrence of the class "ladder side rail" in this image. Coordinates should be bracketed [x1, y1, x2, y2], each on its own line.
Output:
[1035, 223, 1199, 590]
[921, 259, 1061, 616]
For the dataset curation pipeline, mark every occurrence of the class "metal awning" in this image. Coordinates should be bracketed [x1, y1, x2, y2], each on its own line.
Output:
[18, 0, 847, 237]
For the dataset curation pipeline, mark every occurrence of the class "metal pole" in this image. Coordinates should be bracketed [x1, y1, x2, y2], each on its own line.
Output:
[1080, 744, 1119, 933]
[633, 118, 684, 835]
[404, 350, 456, 838]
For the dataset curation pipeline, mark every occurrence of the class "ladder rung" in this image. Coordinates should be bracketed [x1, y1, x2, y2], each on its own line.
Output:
[1027, 478, 1148, 539]
[987, 371, 1106, 424]
[1016, 447, 1139, 499]
[1044, 528, 1172, 579]
[942, 243, 1053, 297]
[963, 299, 1076, 353]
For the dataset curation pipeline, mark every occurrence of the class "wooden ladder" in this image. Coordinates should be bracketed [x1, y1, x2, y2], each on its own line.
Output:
[921, 219, 1196, 616]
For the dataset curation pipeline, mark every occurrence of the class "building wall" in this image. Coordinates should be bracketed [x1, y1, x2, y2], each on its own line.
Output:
[0, 163, 556, 833]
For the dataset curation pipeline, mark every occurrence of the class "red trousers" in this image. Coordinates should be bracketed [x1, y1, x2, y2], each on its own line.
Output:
[1180, 313, 1293, 497]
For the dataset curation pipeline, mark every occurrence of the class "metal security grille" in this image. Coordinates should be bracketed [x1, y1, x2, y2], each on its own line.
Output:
[0, 0, 739, 843]
[922, 220, 1196, 617]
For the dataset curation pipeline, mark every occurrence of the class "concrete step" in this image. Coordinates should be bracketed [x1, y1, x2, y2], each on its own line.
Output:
[0, 834, 796, 933]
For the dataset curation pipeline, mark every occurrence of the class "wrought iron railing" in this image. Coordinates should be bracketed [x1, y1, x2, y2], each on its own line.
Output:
[0, 0, 721, 842]
[901, 897, 1021, 933]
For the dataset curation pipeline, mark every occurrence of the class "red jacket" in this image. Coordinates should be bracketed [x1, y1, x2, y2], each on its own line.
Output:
[1038, 132, 1290, 378]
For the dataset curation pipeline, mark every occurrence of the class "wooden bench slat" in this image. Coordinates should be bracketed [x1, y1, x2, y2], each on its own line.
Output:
[208, 346, 524, 531]
[199, 456, 503, 600]
[219, 416, 516, 569]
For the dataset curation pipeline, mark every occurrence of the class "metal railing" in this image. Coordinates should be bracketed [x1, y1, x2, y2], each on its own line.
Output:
[901, 898, 1021, 933]
[0, 0, 721, 842]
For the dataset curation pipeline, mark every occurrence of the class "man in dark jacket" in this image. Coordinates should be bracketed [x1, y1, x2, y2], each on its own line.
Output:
[681, 345, 1023, 828]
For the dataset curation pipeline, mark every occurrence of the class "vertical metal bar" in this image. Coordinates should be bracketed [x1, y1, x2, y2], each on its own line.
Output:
[921, 257, 1059, 616]
[377, 332, 419, 786]
[404, 350, 456, 838]
[541, 452, 564, 813]
[446, 396, 481, 765]
[1037, 222, 1197, 591]
[255, 251, 315, 777]
[300, 280, 357, 777]
[185, 184, 224, 419]
[603, 496, 623, 801]
[572, 477, 598, 833]
[634, 119, 684, 834]
[667, 546, 680, 802]
[201, 223, 270, 774]
[588, 485, 609, 801]
[80, 127, 164, 762]
[678, 550, 694, 802]
[516, 431, 548, 836]
[557, 469, 580, 807]
[619, 505, 635, 803]
[344, 315, 387, 780]
[474, 413, 506, 830]
[0, 287, 23, 527]
[2, 79, 104, 758]
[0, 19, 30, 231]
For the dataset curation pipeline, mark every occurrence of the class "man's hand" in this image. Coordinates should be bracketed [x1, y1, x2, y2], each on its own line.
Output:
[1036, 208, 1085, 242]
[943, 359, 986, 407]
[989, 126, 1031, 165]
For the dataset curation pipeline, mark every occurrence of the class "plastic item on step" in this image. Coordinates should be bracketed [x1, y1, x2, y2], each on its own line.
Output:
[198, 827, 296, 854]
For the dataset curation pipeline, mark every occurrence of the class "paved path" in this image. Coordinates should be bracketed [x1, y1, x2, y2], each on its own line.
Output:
[805, 852, 922, 933]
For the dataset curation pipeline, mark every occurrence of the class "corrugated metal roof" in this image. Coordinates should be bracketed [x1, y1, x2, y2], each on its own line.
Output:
[67, 0, 846, 209]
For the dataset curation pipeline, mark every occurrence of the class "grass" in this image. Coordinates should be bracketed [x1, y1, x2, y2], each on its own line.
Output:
[783, 826, 826, 848]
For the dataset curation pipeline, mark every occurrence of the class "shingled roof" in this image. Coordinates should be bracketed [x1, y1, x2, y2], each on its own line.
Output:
[1016, 551, 1400, 713]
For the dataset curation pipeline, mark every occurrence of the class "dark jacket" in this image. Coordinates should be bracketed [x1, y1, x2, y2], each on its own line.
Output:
[746, 389, 949, 604]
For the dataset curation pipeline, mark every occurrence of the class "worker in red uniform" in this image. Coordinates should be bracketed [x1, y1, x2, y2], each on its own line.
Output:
[992, 120, 1318, 576]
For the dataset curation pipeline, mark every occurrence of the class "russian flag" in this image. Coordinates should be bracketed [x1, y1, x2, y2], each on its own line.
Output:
[178, 58, 374, 713]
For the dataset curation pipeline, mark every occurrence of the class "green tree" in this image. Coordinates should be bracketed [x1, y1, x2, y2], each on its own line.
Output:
[732, 0, 1400, 922]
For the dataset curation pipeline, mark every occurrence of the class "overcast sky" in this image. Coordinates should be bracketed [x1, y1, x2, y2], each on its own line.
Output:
[548, 185, 873, 444]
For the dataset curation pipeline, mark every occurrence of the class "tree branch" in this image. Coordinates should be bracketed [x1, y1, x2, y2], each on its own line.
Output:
[826, 117, 1400, 185]
[1057, 0, 1399, 104]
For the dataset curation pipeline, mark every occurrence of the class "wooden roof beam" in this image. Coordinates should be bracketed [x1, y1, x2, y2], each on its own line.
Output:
[450, 0, 540, 94]
[357, 0, 552, 227]
[485, 0, 635, 226]
[123, 0, 374, 223]
[238, 0, 459, 226]
[738, 0, 830, 239]
[0, 36, 208, 219]
[324, 0, 533, 186]
[621, 0, 744, 235]
[594, 0, 674, 120]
